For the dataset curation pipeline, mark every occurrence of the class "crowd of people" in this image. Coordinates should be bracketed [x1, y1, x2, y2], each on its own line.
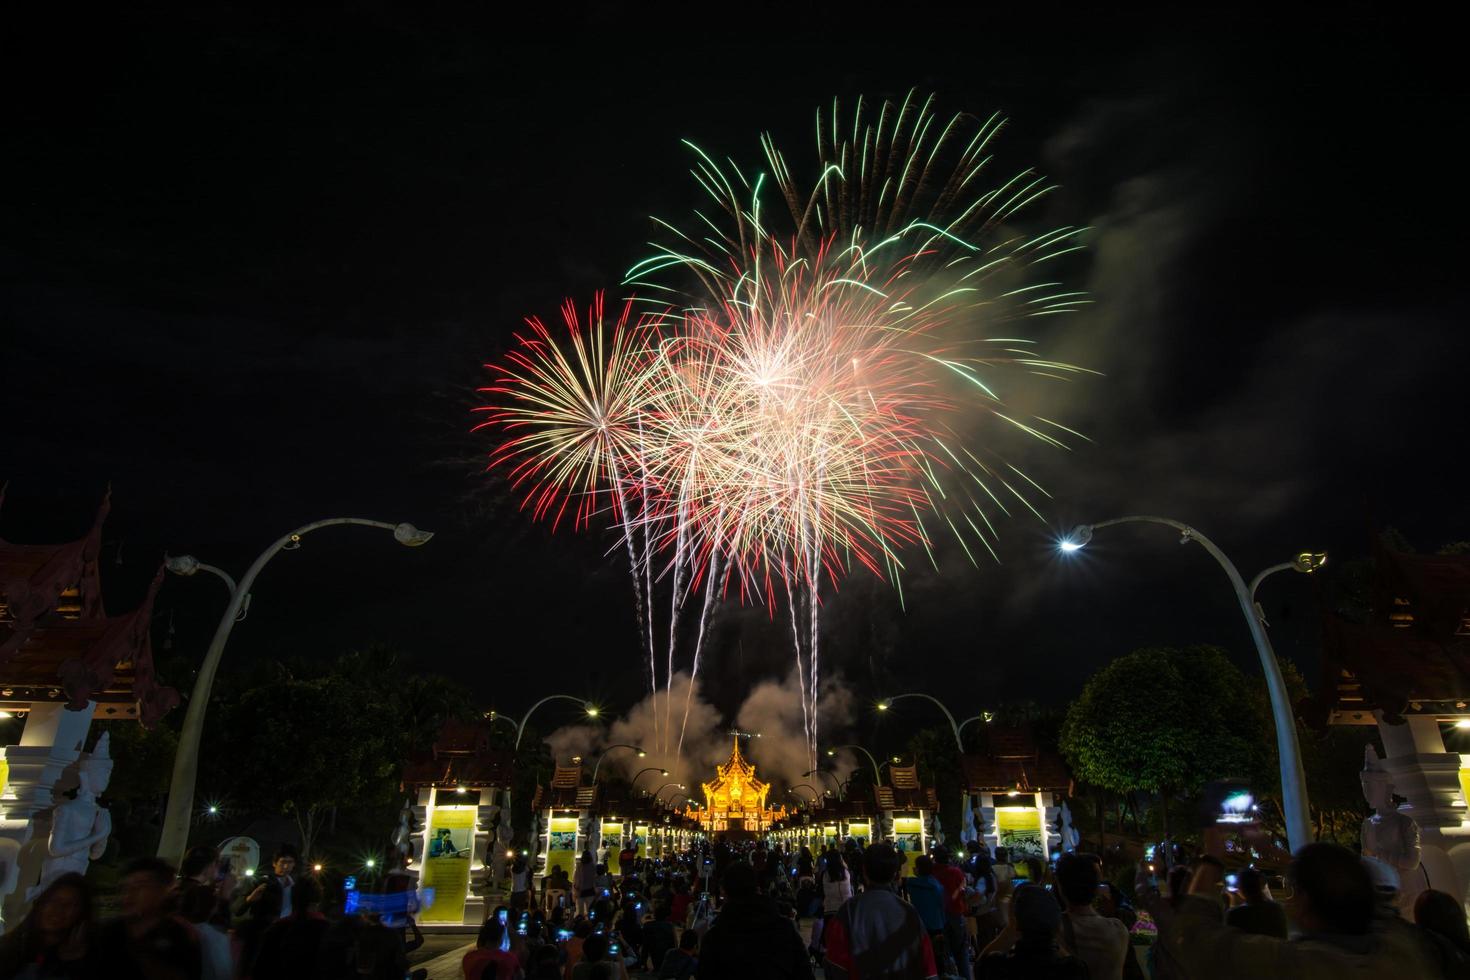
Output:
[3, 831, 1469, 978]
[477, 829, 1470, 980]
[0, 844, 433, 979]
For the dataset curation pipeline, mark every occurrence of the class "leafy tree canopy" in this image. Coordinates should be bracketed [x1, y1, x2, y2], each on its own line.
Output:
[1060, 645, 1262, 797]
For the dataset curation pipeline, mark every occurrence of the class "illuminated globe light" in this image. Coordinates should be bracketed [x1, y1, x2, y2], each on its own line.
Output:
[1058, 525, 1093, 553]
[364, 858, 376, 869]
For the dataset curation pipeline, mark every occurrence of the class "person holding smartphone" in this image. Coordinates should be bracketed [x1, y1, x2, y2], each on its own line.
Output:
[1139, 824, 1437, 978]
[1223, 867, 1288, 939]
[569, 933, 628, 980]
[463, 915, 524, 979]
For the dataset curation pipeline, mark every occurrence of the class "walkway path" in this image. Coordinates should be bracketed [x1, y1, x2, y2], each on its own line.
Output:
[417, 941, 474, 980]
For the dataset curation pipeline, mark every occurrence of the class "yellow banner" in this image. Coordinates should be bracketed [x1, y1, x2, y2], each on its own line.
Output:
[601, 822, 624, 875]
[634, 824, 650, 858]
[421, 805, 476, 923]
[546, 817, 579, 880]
[996, 808, 1043, 859]
[893, 817, 923, 854]
[848, 821, 871, 842]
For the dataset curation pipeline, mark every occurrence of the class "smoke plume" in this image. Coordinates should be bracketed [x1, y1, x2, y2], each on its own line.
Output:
[547, 668, 857, 804]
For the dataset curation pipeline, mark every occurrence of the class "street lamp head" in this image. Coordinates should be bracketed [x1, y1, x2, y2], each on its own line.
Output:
[165, 554, 201, 576]
[393, 523, 435, 547]
[1059, 524, 1093, 553]
[1293, 551, 1328, 574]
[584, 704, 600, 717]
[637, 750, 647, 758]
[876, 700, 891, 711]
[660, 770, 670, 777]
[826, 749, 835, 757]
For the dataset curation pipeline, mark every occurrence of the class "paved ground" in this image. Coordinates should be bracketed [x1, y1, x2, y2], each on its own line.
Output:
[409, 935, 474, 973]
[410, 919, 832, 978]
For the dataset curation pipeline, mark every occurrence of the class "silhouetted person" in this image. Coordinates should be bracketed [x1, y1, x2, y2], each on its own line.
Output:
[698, 860, 812, 980]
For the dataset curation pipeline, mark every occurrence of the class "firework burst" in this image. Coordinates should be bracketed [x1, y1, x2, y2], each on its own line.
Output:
[477, 92, 1092, 768]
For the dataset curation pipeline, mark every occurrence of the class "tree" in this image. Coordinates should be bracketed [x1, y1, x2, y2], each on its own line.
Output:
[223, 674, 399, 858]
[1060, 646, 1263, 836]
[204, 646, 473, 858]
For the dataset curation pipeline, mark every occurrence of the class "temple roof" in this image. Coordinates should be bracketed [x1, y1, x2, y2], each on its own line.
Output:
[701, 736, 770, 804]
[531, 763, 597, 810]
[400, 718, 515, 789]
[1306, 542, 1470, 726]
[693, 735, 784, 829]
[705, 735, 766, 791]
[874, 763, 939, 810]
[960, 725, 1071, 792]
[0, 489, 178, 726]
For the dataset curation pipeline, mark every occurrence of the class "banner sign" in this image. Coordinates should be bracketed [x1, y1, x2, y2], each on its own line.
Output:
[420, 805, 475, 923]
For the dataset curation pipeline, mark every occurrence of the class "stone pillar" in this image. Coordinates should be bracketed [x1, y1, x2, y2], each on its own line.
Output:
[1042, 792, 1061, 858]
[407, 788, 430, 883]
[0, 702, 97, 930]
[466, 801, 503, 923]
[532, 809, 548, 877]
[976, 793, 999, 855]
[1376, 713, 1469, 905]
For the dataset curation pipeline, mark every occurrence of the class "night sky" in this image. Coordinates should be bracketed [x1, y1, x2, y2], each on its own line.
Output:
[6, 7, 1465, 744]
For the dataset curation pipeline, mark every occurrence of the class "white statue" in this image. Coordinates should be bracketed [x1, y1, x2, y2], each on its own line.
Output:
[392, 798, 414, 858]
[1059, 801, 1080, 852]
[1360, 745, 1421, 900]
[29, 734, 113, 899]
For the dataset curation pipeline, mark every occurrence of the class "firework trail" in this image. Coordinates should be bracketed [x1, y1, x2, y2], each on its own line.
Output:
[624, 91, 1094, 767]
[473, 295, 673, 746]
[477, 92, 1091, 771]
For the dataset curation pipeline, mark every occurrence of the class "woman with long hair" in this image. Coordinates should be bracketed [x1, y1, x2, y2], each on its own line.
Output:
[0, 872, 94, 978]
[809, 849, 852, 962]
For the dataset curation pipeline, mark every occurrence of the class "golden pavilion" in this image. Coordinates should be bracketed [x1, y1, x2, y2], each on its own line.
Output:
[689, 735, 786, 835]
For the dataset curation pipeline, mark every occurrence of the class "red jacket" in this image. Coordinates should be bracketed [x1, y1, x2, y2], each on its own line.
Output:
[933, 864, 967, 917]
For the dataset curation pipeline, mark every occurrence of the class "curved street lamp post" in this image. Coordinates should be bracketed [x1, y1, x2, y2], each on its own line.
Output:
[1059, 516, 1324, 852]
[804, 768, 844, 801]
[824, 744, 883, 783]
[631, 767, 669, 790]
[487, 696, 599, 854]
[876, 693, 990, 843]
[157, 518, 433, 862]
[589, 744, 647, 783]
